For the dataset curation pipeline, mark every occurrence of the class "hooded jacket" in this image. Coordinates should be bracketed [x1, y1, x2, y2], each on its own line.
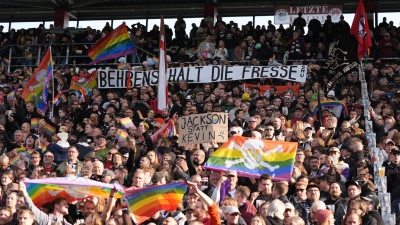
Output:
[47, 141, 70, 164]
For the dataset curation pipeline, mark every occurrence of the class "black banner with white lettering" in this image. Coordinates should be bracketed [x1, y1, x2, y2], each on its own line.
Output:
[321, 34, 359, 91]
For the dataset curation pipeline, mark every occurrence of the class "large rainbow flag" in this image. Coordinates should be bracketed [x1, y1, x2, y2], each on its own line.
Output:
[21, 48, 53, 112]
[88, 23, 135, 65]
[312, 100, 348, 118]
[70, 70, 97, 96]
[125, 182, 187, 224]
[204, 136, 297, 181]
[24, 177, 124, 207]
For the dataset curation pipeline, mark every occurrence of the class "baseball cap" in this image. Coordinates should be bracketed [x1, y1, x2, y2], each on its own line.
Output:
[225, 206, 241, 215]
[294, 107, 303, 112]
[185, 205, 196, 212]
[97, 135, 106, 140]
[225, 170, 237, 177]
[306, 183, 319, 191]
[362, 194, 380, 207]
[196, 92, 205, 95]
[353, 104, 363, 109]
[329, 147, 340, 153]
[230, 127, 239, 133]
[284, 203, 295, 210]
[303, 125, 312, 131]
[386, 140, 395, 145]
[390, 147, 400, 154]
[345, 180, 360, 189]
[102, 170, 115, 177]
[177, 155, 186, 160]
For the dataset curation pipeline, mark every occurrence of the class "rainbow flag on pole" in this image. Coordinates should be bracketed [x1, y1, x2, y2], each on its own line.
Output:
[88, 23, 136, 65]
[43, 123, 56, 136]
[204, 136, 298, 181]
[21, 48, 53, 112]
[116, 129, 128, 142]
[31, 118, 40, 129]
[120, 117, 134, 129]
[125, 182, 187, 224]
[70, 70, 97, 97]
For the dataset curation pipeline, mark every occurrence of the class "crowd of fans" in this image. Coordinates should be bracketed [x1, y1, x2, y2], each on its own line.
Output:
[0, 12, 397, 225]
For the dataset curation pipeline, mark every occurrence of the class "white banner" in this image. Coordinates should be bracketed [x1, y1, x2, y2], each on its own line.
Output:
[97, 65, 307, 88]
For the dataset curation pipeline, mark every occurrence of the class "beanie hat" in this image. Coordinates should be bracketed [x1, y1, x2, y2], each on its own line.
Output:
[316, 210, 332, 225]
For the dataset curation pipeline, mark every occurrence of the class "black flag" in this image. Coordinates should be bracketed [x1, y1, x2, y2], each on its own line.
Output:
[321, 34, 359, 91]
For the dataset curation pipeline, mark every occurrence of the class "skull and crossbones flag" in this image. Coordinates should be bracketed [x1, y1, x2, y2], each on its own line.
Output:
[203, 136, 297, 181]
[350, 0, 372, 60]
[321, 33, 359, 91]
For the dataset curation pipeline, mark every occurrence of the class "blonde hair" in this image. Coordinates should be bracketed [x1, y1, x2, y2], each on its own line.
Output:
[222, 197, 238, 207]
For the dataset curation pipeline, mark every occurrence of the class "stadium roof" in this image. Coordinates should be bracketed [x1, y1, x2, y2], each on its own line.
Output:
[0, 0, 397, 22]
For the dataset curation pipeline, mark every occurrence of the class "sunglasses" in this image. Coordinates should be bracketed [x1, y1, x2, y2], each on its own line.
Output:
[296, 189, 305, 192]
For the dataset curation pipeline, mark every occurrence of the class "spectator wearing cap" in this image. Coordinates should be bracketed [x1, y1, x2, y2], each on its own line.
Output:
[56, 146, 83, 176]
[224, 205, 244, 225]
[284, 202, 298, 223]
[384, 147, 400, 192]
[88, 135, 108, 161]
[334, 181, 361, 225]
[317, 176, 333, 202]
[47, 132, 70, 165]
[173, 155, 190, 181]
[290, 107, 304, 127]
[101, 169, 115, 184]
[361, 195, 384, 225]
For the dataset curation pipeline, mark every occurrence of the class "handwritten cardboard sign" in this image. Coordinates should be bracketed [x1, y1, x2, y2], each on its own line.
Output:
[178, 113, 228, 146]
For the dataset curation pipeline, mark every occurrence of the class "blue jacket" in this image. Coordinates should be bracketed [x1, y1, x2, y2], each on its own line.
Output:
[46, 141, 70, 164]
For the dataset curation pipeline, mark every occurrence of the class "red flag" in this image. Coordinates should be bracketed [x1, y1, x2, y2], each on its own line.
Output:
[157, 15, 168, 111]
[350, 0, 372, 60]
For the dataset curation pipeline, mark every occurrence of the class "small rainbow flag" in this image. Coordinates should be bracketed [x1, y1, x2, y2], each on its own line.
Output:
[7, 91, 15, 101]
[61, 94, 68, 103]
[120, 117, 134, 129]
[16, 146, 26, 153]
[25, 70, 32, 77]
[25, 53, 32, 59]
[75, 49, 82, 55]
[3, 58, 9, 64]
[116, 129, 128, 142]
[204, 136, 298, 181]
[43, 123, 56, 136]
[88, 23, 136, 65]
[10, 154, 21, 165]
[125, 182, 187, 224]
[31, 118, 40, 129]
[152, 56, 159, 64]
[0, 102, 4, 111]
[165, 120, 176, 138]
[312, 100, 348, 118]
[118, 62, 128, 70]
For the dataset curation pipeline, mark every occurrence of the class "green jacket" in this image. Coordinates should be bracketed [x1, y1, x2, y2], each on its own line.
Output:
[57, 160, 84, 176]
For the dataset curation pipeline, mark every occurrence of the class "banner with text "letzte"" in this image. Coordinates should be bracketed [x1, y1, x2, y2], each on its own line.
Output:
[97, 65, 307, 88]
[274, 5, 343, 24]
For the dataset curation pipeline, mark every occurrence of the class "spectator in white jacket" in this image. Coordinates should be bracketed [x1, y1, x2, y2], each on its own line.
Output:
[214, 40, 228, 60]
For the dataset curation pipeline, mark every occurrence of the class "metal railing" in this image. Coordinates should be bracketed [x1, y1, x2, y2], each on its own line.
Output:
[1, 42, 400, 73]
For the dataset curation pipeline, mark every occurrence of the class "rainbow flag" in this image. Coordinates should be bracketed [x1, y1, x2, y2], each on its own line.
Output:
[312, 100, 348, 118]
[43, 123, 56, 136]
[24, 53, 32, 59]
[10, 154, 20, 165]
[21, 48, 53, 112]
[16, 146, 26, 153]
[24, 177, 124, 207]
[3, 58, 9, 64]
[120, 117, 134, 129]
[25, 70, 32, 77]
[88, 23, 136, 65]
[7, 91, 15, 101]
[125, 182, 187, 224]
[116, 129, 128, 142]
[0, 102, 4, 111]
[70, 70, 97, 97]
[204, 136, 298, 181]
[165, 120, 176, 138]
[75, 49, 82, 55]
[118, 62, 128, 70]
[31, 118, 40, 129]
[152, 56, 159, 64]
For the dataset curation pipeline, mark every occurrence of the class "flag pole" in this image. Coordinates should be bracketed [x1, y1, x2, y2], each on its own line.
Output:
[50, 46, 54, 119]
[317, 83, 323, 124]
